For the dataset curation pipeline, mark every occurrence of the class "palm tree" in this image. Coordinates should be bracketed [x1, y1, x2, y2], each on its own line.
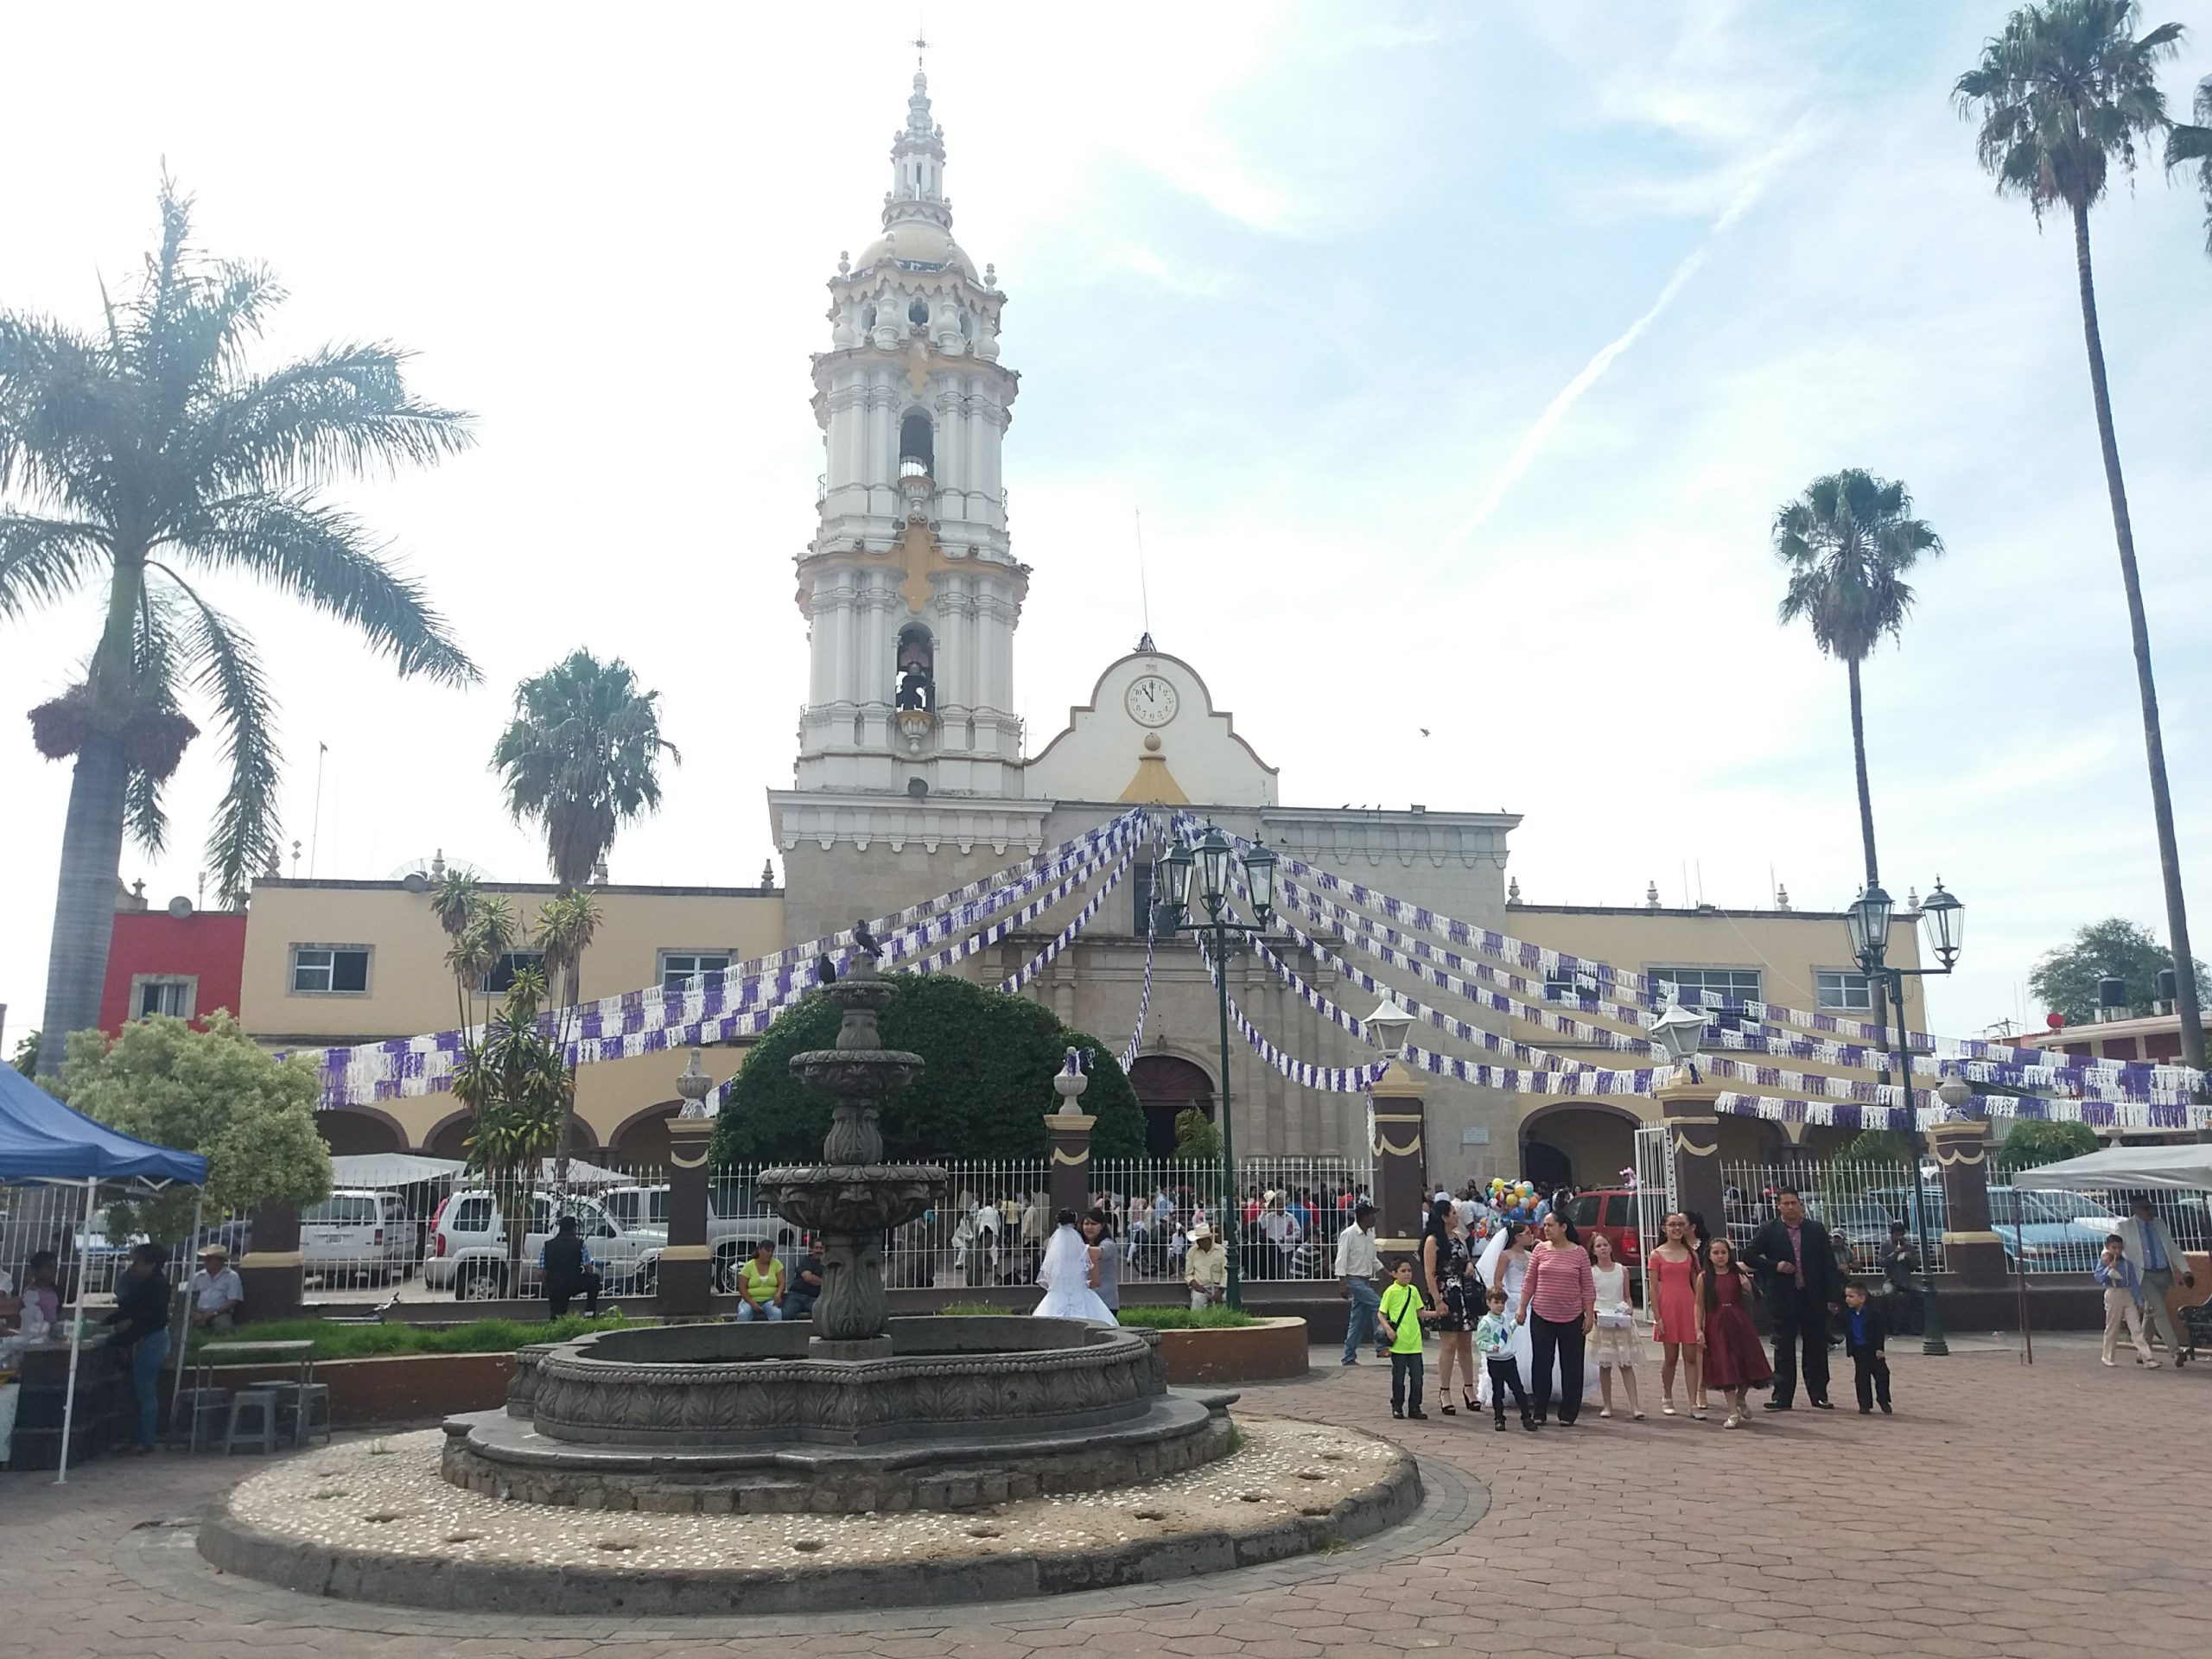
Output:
[492, 650, 677, 1176]
[1772, 469, 1944, 889]
[2163, 74, 2212, 249]
[0, 181, 477, 1076]
[1956, 2, 2206, 1072]
[454, 966, 569, 1296]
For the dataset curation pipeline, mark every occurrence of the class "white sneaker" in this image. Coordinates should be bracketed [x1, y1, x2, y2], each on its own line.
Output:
[2147, 1359, 2164, 1369]
[1599, 1407, 1611, 1418]
[2101, 1357, 2116, 1366]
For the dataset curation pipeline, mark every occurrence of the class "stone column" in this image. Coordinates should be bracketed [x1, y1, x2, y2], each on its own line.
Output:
[1045, 1051, 1095, 1218]
[1369, 1064, 1429, 1254]
[1656, 1076, 1726, 1238]
[238, 1198, 302, 1319]
[661, 1051, 719, 1318]
[1927, 1117, 2006, 1287]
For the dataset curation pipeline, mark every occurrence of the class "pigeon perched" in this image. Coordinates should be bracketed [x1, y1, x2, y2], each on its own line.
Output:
[852, 918, 881, 956]
[816, 952, 837, 986]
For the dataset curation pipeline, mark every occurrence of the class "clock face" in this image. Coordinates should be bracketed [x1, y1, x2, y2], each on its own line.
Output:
[1125, 674, 1179, 728]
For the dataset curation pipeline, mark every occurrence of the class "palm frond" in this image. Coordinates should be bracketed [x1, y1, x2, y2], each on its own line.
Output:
[0, 312, 125, 512]
[183, 342, 473, 504]
[149, 562, 283, 905]
[2164, 76, 2212, 252]
[171, 491, 478, 684]
[0, 511, 108, 615]
[492, 651, 678, 887]
[1770, 468, 1944, 664]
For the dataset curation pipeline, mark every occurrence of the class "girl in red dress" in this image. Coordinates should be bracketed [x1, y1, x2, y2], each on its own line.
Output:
[1648, 1212, 1705, 1420]
[1698, 1236, 1773, 1429]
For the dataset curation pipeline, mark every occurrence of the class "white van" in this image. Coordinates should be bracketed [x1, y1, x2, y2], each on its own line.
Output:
[300, 1189, 417, 1285]
[423, 1190, 662, 1300]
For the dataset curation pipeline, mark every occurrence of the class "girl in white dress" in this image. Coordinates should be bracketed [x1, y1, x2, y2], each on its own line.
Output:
[1588, 1230, 1643, 1420]
[1034, 1211, 1118, 1325]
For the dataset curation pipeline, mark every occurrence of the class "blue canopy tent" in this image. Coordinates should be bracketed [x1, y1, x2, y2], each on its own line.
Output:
[0, 1065, 207, 1481]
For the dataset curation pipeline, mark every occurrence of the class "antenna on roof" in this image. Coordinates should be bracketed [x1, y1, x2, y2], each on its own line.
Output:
[1135, 507, 1153, 645]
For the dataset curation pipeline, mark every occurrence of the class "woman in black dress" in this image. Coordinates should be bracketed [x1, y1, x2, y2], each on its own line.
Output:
[1422, 1197, 1478, 1414]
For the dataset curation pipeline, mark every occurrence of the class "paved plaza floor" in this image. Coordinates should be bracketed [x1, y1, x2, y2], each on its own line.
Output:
[6, 1332, 2203, 1658]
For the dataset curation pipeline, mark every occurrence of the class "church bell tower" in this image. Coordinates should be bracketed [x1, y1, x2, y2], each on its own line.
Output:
[792, 64, 1027, 799]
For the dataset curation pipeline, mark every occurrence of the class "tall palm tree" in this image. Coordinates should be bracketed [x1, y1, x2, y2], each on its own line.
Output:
[0, 181, 477, 1076]
[492, 651, 677, 1176]
[1956, 1, 2205, 1072]
[1772, 469, 1944, 889]
[2163, 74, 2212, 248]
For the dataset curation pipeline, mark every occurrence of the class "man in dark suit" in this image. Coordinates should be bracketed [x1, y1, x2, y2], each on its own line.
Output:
[1744, 1186, 1842, 1410]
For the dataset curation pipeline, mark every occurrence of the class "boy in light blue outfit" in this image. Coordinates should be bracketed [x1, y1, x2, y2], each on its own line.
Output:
[1473, 1284, 1532, 1433]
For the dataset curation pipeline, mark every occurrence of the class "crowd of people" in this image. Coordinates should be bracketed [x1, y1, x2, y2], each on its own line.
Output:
[1338, 1183, 1922, 1433]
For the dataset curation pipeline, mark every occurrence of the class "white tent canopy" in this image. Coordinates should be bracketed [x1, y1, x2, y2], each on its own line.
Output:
[326, 1154, 634, 1190]
[2011, 1144, 2212, 1192]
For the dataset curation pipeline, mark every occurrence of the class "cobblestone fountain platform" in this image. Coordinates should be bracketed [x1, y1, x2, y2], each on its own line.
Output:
[197, 1417, 1419, 1615]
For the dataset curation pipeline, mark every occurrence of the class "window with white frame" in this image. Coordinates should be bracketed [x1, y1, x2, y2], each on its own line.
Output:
[131, 975, 197, 1020]
[1815, 969, 1874, 1012]
[660, 950, 732, 993]
[1544, 969, 1600, 1004]
[290, 945, 371, 995]
[483, 950, 547, 995]
[1648, 966, 1762, 1007]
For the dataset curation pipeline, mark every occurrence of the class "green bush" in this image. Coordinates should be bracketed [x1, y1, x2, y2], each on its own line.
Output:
[711, 972, 1144, 1164]
[1995, 1120, 2099, 1172]
[190, 1313, 629, 1362]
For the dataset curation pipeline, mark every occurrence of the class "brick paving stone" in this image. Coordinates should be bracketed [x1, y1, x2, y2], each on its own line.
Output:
[10, 1333, 2208, 1656]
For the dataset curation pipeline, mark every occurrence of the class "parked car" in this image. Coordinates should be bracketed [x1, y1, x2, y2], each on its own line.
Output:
[423, 1190, 664, 1300]
[1863, 1185, 2118, 1272]
[300, 1189, 417, 1286]
[598, 1183, 798, 1291]
[1560, 1190, 1645, 1276]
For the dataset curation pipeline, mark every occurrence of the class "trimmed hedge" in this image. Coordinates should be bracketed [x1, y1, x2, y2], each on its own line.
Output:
[189, 1313, 629, 1362]
[711, 972, 1144, 1164]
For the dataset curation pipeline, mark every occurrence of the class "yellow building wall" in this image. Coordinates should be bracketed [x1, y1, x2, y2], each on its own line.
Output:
[239, 879, 787, 1156]
[1491, 904, 1929, 1166]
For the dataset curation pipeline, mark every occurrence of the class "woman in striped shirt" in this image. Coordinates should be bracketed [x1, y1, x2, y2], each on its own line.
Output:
[1516, 1211, 1596, 1427]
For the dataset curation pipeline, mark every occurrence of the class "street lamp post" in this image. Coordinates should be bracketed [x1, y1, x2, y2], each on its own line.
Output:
[1847, 878, 1966, 1357]
[1155, 826, 1279, 1312]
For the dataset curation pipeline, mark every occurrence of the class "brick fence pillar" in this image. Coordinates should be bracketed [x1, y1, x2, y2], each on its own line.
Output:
[1369, 1064, 1430, 1255]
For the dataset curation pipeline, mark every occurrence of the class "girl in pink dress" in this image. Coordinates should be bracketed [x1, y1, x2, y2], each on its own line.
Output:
[1648, 1212, 1705, 1420]
[1698, 1236, 1773, 1428]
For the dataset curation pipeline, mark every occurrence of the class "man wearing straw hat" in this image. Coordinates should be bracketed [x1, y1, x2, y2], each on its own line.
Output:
[190, 1243, 245, 1332]
[1185, 1223, 1228, 1312]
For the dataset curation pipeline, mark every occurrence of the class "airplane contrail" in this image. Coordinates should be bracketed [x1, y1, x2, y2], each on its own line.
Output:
[1416, 168, 1772, 587]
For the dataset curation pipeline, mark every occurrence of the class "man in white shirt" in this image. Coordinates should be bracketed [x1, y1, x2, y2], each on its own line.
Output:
[191, 1245, 245, 1332]
[1334, 1202, 1383, 1366]
[1258, 1192, 1301, 1278]
[1185, 1224, 1228, 1310]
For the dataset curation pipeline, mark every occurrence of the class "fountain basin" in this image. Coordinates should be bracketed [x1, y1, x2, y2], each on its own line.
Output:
[448, 1315, 1232, 1513]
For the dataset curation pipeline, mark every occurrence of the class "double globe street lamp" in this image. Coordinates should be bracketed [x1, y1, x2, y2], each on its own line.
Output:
[1154, 827, 1416, 1311]
[1846, 878, 1966, 1357]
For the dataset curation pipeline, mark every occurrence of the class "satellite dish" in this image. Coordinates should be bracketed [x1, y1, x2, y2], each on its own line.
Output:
[166, 895, 194, 918]
[906, 777, 929, 798]
[401, 872, 430, 894]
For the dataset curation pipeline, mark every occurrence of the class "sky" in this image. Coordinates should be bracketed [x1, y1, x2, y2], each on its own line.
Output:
[3, 0, 2210, 1047]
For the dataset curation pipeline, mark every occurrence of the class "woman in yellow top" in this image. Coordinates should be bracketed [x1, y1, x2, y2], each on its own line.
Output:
[735, 1240, 785, 1322]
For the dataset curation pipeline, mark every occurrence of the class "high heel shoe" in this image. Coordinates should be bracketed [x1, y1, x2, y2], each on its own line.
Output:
[1462, 1388, 1479, 1414]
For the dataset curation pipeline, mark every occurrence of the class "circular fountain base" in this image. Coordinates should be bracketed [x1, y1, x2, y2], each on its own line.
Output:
[198, 1417, 1421, 1616]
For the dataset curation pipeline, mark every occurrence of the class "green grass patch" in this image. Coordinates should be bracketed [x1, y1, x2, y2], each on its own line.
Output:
[189, 1312, 630, 1363]
[932, 1303, 1258, 1330]
[1115, 1306, 1260, 1330]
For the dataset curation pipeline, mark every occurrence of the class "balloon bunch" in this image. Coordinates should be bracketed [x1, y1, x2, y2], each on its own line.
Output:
[1486, 1177, 1543, 1224]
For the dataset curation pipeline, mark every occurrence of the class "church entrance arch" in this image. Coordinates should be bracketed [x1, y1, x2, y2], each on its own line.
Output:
[1128, 1055, 1214, 1158]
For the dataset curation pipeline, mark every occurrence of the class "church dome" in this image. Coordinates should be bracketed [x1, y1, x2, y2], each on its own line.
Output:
[855, 218, 976, 279]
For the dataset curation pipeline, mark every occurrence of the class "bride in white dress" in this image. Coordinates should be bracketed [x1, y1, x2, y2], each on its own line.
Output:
[1034, 1211, 1118, 1325]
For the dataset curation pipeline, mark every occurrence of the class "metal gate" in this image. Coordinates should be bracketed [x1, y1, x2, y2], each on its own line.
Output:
[1630, 1121, 1676, 1308]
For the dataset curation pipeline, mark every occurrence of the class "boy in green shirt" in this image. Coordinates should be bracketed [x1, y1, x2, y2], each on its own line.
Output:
[1377, 1257, 1435, 1420]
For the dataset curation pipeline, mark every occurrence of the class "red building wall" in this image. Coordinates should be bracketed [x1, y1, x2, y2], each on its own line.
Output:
[98, 911, 250, 1034]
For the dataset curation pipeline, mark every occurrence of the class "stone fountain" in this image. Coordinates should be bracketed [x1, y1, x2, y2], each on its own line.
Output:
[196, 940, 1423, 1613]
[435, 941, 1230, 1514]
